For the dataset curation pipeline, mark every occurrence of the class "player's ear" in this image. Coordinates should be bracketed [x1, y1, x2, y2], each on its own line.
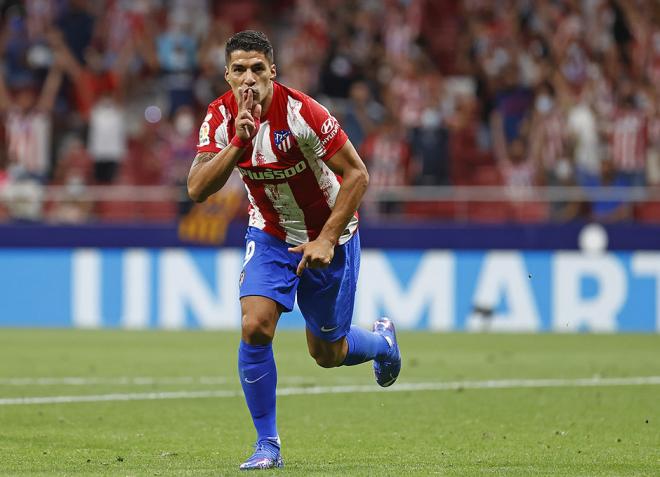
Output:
[270, 63, 276, 81]
[224, 66, 229, 83]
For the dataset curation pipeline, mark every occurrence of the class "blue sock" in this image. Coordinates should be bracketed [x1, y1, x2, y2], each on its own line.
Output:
[238, 341, 278, 443]
[342, 325, 390, 366]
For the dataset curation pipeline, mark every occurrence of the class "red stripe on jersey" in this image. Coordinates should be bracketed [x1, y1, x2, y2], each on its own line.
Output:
[612, 111, 647, 172]
[244, 179, 287, 240]
[541, 114, 564, 169]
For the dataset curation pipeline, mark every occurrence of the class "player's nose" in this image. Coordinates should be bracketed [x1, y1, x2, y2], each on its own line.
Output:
[244, 71, 256, 86]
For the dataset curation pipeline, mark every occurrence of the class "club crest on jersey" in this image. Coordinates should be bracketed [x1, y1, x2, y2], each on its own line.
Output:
[274, 130, 293, 152]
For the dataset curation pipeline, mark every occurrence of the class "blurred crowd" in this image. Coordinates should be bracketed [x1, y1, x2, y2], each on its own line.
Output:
[0, 0, 658, 224]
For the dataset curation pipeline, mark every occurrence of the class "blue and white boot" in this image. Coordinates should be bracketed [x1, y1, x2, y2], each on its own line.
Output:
[239, 437, 283, 470]
[372, 318, 401, 387]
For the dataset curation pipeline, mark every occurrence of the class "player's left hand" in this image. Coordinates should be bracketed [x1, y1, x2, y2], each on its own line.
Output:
[288, 238, 335, 276]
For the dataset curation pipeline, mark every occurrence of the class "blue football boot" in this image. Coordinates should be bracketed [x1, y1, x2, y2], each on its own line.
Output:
[372, 318, 401, 387]
[239, 437, 284, 470]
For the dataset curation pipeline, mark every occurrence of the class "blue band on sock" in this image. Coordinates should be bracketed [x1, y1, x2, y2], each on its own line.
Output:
[342, 326, 390, 366]
[239, 340, 278, 441]
[239, 340, 273, 362]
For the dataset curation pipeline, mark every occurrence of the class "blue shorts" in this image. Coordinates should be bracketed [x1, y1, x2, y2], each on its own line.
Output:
[239, 227, 360, 342]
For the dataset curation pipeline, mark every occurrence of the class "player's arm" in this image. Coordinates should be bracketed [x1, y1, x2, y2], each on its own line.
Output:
[187, 147, 246, 203]
[187, 89, 261, 202]
[35, 54, 65, 113]
[288, 139, 369, 275]
[318, 140, 369, 246]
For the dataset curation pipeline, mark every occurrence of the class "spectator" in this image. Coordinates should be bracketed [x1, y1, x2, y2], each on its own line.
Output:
[48, 135, 93, 223]
[0, 0, 658, 226]
[529, 82, 568, 185]
[156, 13, 198, 115]
[490, 63, 534, 164]
[609, 88, 648, 186]
[342, 81, 385, 150]
[55, 0, 94, 67]
[411, 71, 451, 185]
[584, 157, 633, 223]
[87, 90, 127, 184]
[647, 97, 660, 185]
[548, 158, 586, 223]
[500, 137, 536, 200]
[566, 92, 602, 185]
[0, 32, 65, 182]
[360, 115, 412, 217]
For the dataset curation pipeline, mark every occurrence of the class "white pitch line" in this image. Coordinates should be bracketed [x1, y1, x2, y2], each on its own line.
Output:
[0, 376, 315, 386]
[1, 376, 660, 406]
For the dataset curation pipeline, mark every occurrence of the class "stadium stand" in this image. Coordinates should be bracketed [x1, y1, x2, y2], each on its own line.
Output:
[0, 0, 658, 224]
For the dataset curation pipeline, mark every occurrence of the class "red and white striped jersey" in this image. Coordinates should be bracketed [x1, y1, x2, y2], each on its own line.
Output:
[5, 110, 51, 177]
[649, 115, 660, 146]
[360, 132, 410, 188]
[536, 111, 565, 171]
[610, 109, 648, 173]
[196, 81, 356, 246]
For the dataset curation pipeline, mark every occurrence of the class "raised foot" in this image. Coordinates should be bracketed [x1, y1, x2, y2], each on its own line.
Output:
[372, 317, 401, 387]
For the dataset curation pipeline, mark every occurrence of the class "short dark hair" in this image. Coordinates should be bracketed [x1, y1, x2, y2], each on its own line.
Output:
[225, 30, 274, 64]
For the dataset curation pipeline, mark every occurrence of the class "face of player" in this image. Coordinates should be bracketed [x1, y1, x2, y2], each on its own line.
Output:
[225, 50, 276, 107]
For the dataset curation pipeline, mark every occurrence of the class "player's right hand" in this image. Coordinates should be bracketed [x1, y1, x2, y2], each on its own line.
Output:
[235, 88, 262, 141]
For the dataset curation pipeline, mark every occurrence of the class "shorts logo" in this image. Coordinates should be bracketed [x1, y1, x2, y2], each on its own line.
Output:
[243, 240, 255, 266]
[321, 117, 336, 135]
[274, 130, 293, 153]
[239, 270, 246, 286]
[320, 325, 339, 333]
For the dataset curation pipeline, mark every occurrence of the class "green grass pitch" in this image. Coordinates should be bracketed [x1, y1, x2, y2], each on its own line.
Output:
[1, 329, 659, 476]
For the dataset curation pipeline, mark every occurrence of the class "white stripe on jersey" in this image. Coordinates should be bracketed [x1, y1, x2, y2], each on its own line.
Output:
[215, 105, 230, 149]
[286, 95, 358, 245]
[7, 111, 50, 176]
[262, 182, 309, 244]
[244, 184, 266, 230]
[251, 121, 278, 166]
[286, 97, 326, 158]
[307, 155, 339, 205]
[286, 96, 337, 205]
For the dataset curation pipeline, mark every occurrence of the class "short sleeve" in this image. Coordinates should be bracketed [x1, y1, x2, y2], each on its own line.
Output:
[298, 97, 348, 160]
[196, 102, 232, 154]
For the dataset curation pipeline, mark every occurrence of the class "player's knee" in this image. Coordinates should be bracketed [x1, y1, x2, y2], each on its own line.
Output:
[242, 314, 275, 345]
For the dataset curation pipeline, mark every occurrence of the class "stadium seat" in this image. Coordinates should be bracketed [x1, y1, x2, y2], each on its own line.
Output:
[140, 201, 178, 222]
[471, 165, 503, 186]
[511, 202, 550, 223]
[403, 201, 457, 220]
[95, 200, 139, 222]
[467, 201, 511, 223]
[634, 202, 660, 223]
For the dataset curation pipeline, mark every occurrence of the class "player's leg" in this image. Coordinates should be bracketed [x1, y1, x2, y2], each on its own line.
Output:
[237, 228, 299, 470]
[239, 296, 281, 434]
[304, 327, 347, 368]
[238, 296, 284, 470]
[297, 232, 399, 380]
[304, 324, 393, 368]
